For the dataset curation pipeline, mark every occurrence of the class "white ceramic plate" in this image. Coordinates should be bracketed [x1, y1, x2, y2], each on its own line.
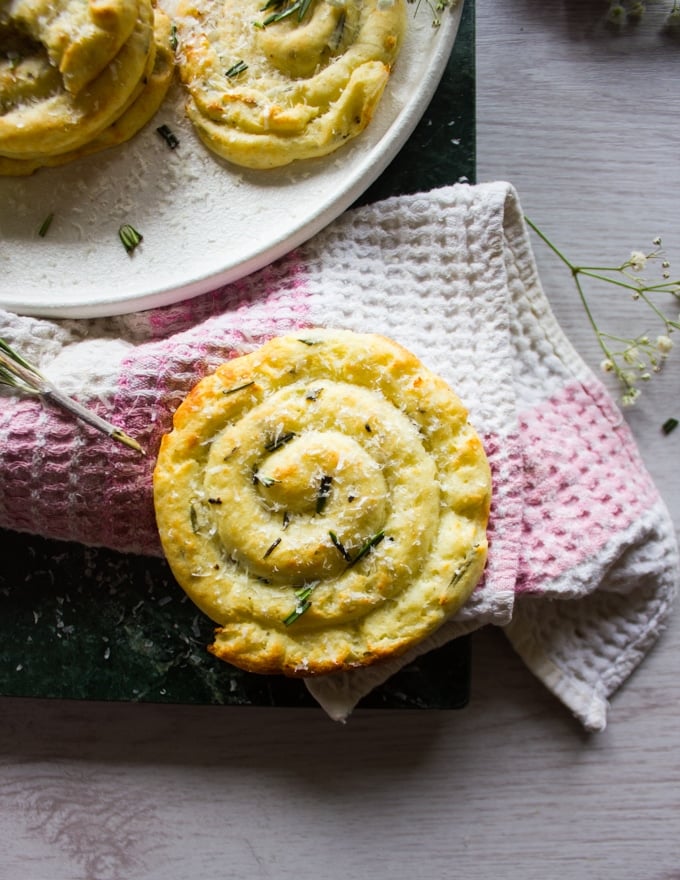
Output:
[0, 2, 463, 318]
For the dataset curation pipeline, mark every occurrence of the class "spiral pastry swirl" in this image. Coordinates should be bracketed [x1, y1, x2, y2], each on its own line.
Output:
[173, 0, 406, 169]
[153, 330, 491, 677]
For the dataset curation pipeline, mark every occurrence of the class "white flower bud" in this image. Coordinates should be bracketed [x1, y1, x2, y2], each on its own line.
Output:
[629, 250, 647, 272]
[656, 335, 674, 355]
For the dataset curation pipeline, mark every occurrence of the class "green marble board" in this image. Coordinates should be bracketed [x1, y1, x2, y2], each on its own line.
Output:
[0, 0, 475, 710]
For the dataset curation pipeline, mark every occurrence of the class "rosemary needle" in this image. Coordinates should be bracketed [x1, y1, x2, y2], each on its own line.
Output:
[0, 338, 144, 454]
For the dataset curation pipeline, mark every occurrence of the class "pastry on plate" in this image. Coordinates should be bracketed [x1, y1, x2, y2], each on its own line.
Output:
[0, 4, 174, 174]
[173, 0, 406, 169]
[153, 329, 492, 677]
[4, 0, 141, 95]
[0, 0, 174, 173]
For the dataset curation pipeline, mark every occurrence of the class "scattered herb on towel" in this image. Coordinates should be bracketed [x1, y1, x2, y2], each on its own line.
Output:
[0, 338, 144, 453]
[662, 417, 678, 435]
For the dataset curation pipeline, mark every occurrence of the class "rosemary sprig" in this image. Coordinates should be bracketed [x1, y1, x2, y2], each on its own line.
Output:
[263, 537, 282, 558]
[449, 545, 480, 587]
[223, 380, 254, 395]
[316, 474, 333, 514]
[225, 60, 248, 77]
[349, 530, 385, 567]
[260, 0, 314, 26]
[329, 529, 386, 566]
[282, 582, 317, 626]
[264, 431, 296, 452]
[118, 224, 143, 254]
[38, 213, 54, 238]
[0, 338, 144, 453]
[329, 530, 352, 562]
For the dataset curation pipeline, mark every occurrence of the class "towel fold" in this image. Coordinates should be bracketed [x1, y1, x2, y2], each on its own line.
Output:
[1, 181, 676, 731]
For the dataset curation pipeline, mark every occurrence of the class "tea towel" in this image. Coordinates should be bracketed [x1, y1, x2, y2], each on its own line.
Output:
[0, 181, 676, 731]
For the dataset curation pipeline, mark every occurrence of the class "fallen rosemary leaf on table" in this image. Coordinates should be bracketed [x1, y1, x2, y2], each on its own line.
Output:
[0, 338, 144, 454]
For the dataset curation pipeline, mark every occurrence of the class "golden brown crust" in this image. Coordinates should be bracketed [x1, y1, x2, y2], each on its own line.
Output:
[4, 0, 140, 94]
[0, 2, 174, 174]
[0, 5, 174, 175]
[174, 0, 406, 169]
[153, 330, 492, 677]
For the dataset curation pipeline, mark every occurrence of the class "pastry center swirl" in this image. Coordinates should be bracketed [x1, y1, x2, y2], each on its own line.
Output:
[200, 381, 436, 596]
[207, 427, 389, 582]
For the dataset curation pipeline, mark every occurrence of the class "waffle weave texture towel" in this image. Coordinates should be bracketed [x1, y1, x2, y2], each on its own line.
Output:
[0, 181, 677, 731]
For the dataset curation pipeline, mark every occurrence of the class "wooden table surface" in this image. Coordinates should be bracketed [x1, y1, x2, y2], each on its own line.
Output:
[2, 2, 679, 878]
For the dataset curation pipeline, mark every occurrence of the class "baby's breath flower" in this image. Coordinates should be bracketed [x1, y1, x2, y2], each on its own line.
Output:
[627, 1, 646, 20]
[408, 0, 453, 27]
[622, 387, 641, 407]
[657, 334, 674, 355]
[525, 216, 678, 407]
[607, 4, 626, 24]
[629, 250, 647, 272]
[665, 3, 680, 31]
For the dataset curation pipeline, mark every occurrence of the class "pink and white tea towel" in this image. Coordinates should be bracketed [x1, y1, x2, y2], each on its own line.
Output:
[0, 181, 677, 731]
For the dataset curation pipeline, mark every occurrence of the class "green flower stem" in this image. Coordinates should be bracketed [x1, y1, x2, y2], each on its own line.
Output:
[525, 216, 678, 404]
[524, 218, 609, 355]
[525, 216, 640, 394]
[636, 289, 677, 327]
